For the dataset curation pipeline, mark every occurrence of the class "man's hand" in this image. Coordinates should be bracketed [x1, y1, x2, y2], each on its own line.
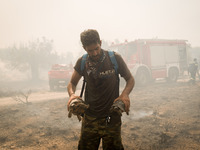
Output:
[110, 100, 125, 116]
[114, 94, 130, 115]
[67, 94, 81, 111]
[67, 97, 89, 121]
[115, 74, 134, 115]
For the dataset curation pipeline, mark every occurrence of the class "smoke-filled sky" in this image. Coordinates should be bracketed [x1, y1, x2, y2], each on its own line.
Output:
[0, 0, 200, 53]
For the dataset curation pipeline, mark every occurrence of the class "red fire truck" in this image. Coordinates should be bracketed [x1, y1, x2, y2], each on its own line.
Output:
[109, 39, 189, 86]
[48, 64, 73, 91]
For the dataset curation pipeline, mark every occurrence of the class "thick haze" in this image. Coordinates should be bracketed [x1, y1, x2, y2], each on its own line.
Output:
[0, 0, 200, 54]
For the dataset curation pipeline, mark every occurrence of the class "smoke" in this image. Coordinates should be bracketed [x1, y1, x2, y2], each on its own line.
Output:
[0, 60, 31, 82]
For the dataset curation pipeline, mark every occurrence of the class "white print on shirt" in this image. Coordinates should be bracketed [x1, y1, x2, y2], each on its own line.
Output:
[99, 69, 115, 78]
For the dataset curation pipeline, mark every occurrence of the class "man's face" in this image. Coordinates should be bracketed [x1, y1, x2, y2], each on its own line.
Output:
[84, 42, 102, 62]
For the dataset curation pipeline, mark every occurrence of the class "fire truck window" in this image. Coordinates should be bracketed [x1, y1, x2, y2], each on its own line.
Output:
[125, 43, 137, 61]
[109, 43, 136, 61]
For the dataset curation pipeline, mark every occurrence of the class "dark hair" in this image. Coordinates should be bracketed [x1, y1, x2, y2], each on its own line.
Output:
[80, 29, 101, 47]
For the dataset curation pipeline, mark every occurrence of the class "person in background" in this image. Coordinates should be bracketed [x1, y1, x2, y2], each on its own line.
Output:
[188, 58, 199, 84]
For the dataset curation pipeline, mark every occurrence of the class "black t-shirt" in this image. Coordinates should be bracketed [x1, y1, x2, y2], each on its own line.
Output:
[74, 50, 131, 118]
[189, 62, 198, 73]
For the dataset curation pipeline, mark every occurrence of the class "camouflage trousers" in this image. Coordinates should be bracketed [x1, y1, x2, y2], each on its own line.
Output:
[78, 113, 124, 150]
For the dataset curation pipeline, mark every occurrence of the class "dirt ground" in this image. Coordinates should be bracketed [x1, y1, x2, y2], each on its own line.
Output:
[0, 79, 200, 150]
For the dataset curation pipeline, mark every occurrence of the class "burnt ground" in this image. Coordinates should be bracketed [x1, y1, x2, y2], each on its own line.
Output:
[0, 80, 200, 150]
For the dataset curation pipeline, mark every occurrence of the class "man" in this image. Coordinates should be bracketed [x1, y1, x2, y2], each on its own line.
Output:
[67, 29, 135, 150]
[188, 58, 199, 84]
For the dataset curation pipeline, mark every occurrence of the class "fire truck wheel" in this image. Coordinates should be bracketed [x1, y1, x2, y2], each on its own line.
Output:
[167, 68, 179, 82]
[136, 69, 149, 86]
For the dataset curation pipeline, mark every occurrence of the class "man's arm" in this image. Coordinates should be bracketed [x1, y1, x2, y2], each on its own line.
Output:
[67, 70, 82, 110]
[115, 74, 135, 114]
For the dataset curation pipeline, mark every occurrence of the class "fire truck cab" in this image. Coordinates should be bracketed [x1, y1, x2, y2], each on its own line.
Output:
[109, 39, 188, 86]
